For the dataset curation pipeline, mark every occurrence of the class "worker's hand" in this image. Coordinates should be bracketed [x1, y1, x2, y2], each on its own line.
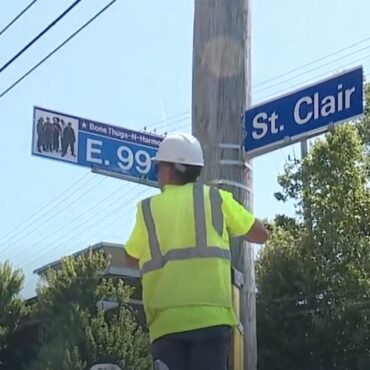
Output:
[245, 218, 269, 244]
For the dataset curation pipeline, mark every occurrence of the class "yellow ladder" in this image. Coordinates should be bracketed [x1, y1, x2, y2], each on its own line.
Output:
[231, 267, 244, 370]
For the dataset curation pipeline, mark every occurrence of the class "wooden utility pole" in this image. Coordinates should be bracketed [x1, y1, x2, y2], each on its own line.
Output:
[192, 1, 255, 370]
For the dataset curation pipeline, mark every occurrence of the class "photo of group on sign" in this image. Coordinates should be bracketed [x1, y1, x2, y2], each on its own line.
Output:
[33, 108, 79, 163]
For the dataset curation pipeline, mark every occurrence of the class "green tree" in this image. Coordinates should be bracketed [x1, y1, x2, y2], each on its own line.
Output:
[29, 251, 152, 370]
[257, 88, 370, 369]
[0, 261, 26, 370]
[257, 219, 317, 370]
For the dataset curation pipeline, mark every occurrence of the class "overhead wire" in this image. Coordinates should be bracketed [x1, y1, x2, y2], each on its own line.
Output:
[0, 0, 83, 74]
[0, 176, 107, 255]
[0, 0, 119, 99]
[33, 187, 152, 267]
[144, 111, 190, 129]
[256, 53, 370, 103]
[21, 183, 151, 269]
[254, 44, 370, 95]
[63, 208, 137, 250]
[0, 0, 38, 37]
[254, 35, 370, 88]
[170, 122, 190, 132]
[0, 171, 91, 244]
[0, 1, 367, 102]
[148, 116, 191, 135]
[18, 178, 141, 256]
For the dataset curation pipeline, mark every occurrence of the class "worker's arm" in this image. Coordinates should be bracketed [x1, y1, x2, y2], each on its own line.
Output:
[245, 218, 269, 244]
[221, 190, 269, 244]
[124, 202, 146, 269]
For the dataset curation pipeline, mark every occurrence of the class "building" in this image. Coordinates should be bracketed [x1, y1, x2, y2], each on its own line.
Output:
[34, 241, 144, 320]
[33, 241, 139, 280]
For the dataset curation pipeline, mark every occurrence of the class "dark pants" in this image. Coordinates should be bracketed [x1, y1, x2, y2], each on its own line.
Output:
[63, 142, 75, 156]
[53, 134, 59, 151]
[151, 325, 231, 370]
[37, 138, 43, 152]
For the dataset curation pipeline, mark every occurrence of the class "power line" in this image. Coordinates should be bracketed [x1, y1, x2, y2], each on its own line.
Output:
[0, 0, 83, 74]
[140, 115, 190, 135]
[257, 53, 370, 103]
[253, 36, 370, 88]
[0, 176, 107, 255]
[0, 0, 119, 99]
[18, 179, 137, 255]
[145, 45, 370, 121]
[106, 206, 142, 236]
[255, 44, 370, 95]
[0, 0, 38, 37]
[34, 190, 148, 266]
[66, 202, 137, 246]
[144, 111, 190, 129]
[30, 182, 141, 250]
[0, 172, 92, 244]
[149, 116, 191, 134]
[257, 45, 370, 93]
[21, 183, 149, 269]
[147, 42, 370, 133]
[169, 122, 190, 132]
[72, 204, 140, 252]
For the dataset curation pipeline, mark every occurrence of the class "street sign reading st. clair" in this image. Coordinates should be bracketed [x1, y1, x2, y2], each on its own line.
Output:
[244, 66, 364, 157]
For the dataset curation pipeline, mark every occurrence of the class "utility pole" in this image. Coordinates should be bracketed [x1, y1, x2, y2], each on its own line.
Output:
[192, 1, 255, 370]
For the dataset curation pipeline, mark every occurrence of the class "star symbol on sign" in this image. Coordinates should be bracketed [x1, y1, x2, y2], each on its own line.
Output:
[82, 121, 87, 129]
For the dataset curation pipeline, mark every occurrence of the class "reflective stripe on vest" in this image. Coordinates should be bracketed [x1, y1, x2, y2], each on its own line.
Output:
[210, 187, 224, 236]
[141, 183, 230, 274]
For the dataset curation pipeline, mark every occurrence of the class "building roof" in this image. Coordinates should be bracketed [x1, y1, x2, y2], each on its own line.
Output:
[33, 241, 128, 275]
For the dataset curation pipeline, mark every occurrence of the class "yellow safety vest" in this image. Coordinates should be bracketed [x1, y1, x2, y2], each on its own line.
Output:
[125, 182, 255, 342]
[141, 183, 232, 315]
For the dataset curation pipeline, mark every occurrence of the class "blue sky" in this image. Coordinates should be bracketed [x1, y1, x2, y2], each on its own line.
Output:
[0, 0, 369, 297]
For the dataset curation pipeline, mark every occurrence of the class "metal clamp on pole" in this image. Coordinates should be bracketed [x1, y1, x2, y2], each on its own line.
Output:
[216, 143, 253, 171]
[209, 158, 252, 171]
[232, 266, 244, 288]
[208, 179, 252, 193]
[218, 143, 243, 150]
[219, 159, 248, 168]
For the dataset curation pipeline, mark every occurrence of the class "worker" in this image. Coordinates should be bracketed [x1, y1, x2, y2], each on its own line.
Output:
[124, 133, 268, 370]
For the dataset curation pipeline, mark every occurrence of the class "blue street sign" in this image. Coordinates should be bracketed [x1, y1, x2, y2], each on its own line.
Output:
[244, 66, 364, 157]
[32, 106, 163, 187]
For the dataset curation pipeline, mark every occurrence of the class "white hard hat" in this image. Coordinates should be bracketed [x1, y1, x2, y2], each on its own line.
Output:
[153, 133, 204, 167]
